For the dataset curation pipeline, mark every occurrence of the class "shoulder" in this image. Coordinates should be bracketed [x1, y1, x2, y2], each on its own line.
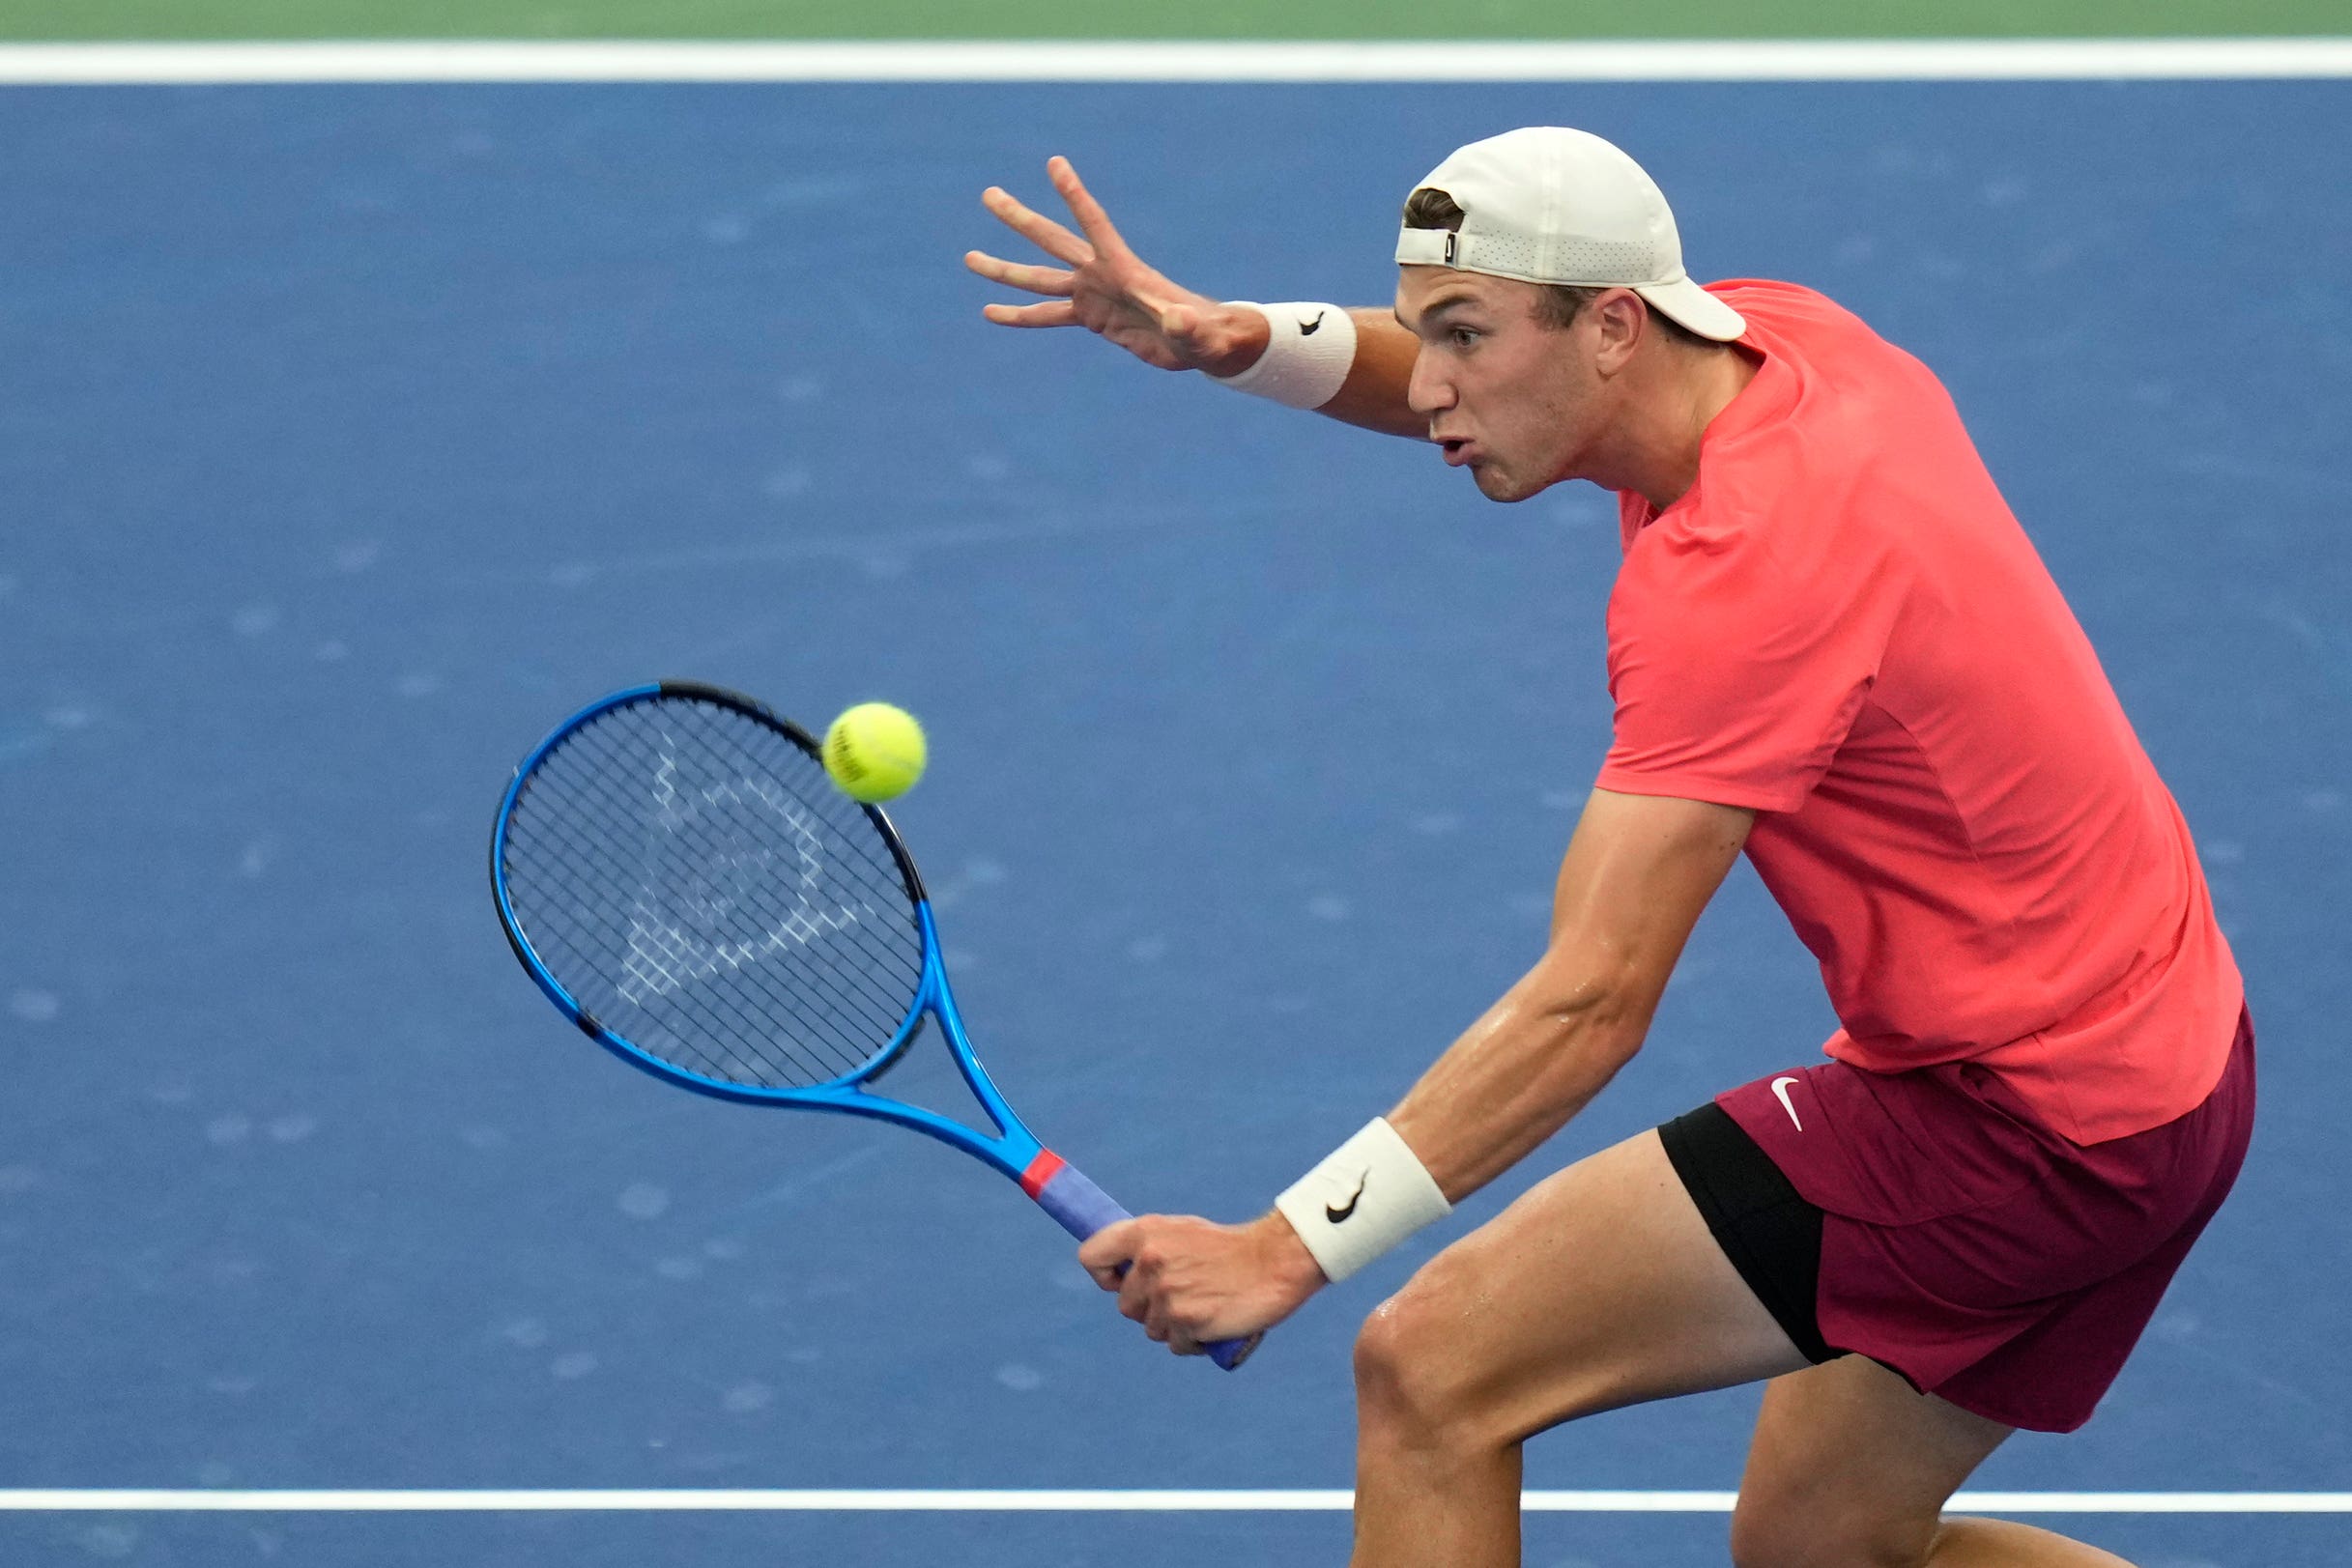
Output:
[1670, 285, 1955, 556]
[1617, 473, 1907, 653]
[1614, 425, 1909, 645]
[1707, 278, 1884, 349]
[1709, 278, 1956, 428]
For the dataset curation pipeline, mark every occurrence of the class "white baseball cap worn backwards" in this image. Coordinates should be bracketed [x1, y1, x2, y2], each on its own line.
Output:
[1394, 126, 1746, 343]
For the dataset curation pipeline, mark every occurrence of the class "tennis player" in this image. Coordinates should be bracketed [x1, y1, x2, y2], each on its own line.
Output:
[965, 128, 2252, 1568]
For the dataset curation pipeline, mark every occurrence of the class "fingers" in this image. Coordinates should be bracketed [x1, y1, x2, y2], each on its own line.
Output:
[1109, 1235, 1202, 1355]
[1143, 1274, 1203, 1355]
[962, 248, 1076, 298]
[1109, 1226, 1162, 1330]
[1141, 1287, 1207, 1356]
[981, 185, 1093, 267]
[1086, 1216, 1229, 1358]
[982, 299, 1079, 328]
[1047, 156, 1133, 261]
[1077, 1218, 1139, 1284]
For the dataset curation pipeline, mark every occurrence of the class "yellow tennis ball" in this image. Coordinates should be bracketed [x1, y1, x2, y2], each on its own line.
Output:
[822, 702, 927, 803]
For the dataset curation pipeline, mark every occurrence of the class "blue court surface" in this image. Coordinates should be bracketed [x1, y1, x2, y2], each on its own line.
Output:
[1, 75, 2346, 1566]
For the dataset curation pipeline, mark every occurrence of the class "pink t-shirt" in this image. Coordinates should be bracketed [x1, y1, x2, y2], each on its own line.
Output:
[1598, 280, 2242, 1145]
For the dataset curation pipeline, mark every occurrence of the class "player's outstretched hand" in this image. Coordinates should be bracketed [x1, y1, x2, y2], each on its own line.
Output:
[1079, 1211, 1325, 1356]
[966, 157, 1271, 378]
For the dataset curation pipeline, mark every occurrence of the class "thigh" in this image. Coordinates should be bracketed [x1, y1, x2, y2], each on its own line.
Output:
[1363, 1127, 1810, 1445]
[1733, 1354, 2012, 1564]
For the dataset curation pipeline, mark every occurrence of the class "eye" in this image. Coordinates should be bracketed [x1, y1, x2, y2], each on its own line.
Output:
[1448, 326, 1479, 350]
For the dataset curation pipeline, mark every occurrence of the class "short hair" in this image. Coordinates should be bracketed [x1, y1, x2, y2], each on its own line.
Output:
[1401, 185, 1712, 348]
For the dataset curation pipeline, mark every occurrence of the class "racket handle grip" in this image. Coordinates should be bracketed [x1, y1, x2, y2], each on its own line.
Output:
[1029, 1156, 1261, 1372]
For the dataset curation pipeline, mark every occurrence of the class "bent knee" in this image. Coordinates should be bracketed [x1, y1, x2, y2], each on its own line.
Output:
[1730, 1496, 1936, 1568]
[1352, 1276, 1500, 1448]
[1352, 1288, 1444, 1418]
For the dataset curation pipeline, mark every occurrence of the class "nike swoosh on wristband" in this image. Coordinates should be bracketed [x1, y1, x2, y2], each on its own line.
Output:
[1325, 1172, 1366, 1223]
[1298, 311, 1327, 335]
[1770, 1075, 1804, 1132]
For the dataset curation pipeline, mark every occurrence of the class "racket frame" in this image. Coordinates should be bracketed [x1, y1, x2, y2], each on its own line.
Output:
[490, 681, 1045, 1178]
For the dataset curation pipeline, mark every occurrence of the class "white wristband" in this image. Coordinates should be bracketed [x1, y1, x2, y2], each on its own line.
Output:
[1273, 1117, 1452, 1283]
[1206, 301, 1357, 411]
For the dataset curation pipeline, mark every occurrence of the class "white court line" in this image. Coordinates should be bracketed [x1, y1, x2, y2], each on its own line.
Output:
[0, 1489, 2347, 1513]
[0, 40, 2350, 84]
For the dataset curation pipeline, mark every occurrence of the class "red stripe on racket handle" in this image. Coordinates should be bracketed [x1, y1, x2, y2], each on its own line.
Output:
[1025, 1152, 1260, 1372]
[1018, 1148, 1067, 1199]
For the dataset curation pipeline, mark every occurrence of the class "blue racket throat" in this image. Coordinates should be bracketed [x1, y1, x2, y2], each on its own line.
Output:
[491, 683, 1258, 1373]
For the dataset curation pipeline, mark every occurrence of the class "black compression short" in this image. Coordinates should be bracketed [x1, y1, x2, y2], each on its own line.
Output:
[1657, 1102, 1842, 1365]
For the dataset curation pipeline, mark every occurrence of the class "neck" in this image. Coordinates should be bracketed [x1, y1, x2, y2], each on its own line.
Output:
[1589, 341, 1759, 510]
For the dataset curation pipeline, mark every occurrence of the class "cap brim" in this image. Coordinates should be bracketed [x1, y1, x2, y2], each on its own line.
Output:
[1634, 277, 1745, 342]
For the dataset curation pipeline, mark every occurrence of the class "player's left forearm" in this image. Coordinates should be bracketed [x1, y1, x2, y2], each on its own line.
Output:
[1384, 958, 1656, 1202]
[1306, 309, 1430, 440]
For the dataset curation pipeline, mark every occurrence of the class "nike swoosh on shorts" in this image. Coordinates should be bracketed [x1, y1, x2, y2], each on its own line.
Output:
[1771, 1075, 1805, 1132]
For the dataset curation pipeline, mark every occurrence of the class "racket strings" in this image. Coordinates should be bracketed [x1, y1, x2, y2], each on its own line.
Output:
[506, 799, 846, 1088]
[581, 714, 926, 1029]
[510, 720, 905, 1088]
[500, 694, 927, 1091]
[588, 714, 923, 1016]
[526, 745, 892, 1083]
[505, 804, 867, 1088]
[548, 719, 907, 1034]
[538, 708, 917, 1074]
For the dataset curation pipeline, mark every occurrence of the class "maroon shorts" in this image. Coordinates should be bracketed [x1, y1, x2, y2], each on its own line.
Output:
[1713, 1008, 2255, 1433]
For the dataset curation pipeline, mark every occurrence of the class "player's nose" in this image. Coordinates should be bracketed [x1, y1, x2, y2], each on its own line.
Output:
[1405, 352, 1454, 415]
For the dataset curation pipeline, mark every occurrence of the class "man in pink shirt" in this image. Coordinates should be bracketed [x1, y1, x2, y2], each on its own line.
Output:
[966, 128, 2251, 1568]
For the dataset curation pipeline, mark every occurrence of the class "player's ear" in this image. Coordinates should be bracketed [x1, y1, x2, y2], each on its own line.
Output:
[1591, 289, 1647, 374]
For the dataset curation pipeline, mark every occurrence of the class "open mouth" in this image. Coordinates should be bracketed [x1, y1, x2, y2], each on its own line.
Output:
[1437, 438, 1473, 466]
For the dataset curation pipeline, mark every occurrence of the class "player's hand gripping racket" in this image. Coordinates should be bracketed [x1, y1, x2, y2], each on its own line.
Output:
[490, 681, 1258, 1370]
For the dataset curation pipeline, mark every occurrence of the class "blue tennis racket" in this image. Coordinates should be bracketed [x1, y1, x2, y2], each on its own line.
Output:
[490, 681, 1257, 1371]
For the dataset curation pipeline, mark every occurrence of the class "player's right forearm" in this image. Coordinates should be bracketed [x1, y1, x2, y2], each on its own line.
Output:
[1386, 962, 1652, 1203]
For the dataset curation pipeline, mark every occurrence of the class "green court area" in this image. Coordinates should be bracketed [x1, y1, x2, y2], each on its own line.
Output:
[4, 0, 2345, 40]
